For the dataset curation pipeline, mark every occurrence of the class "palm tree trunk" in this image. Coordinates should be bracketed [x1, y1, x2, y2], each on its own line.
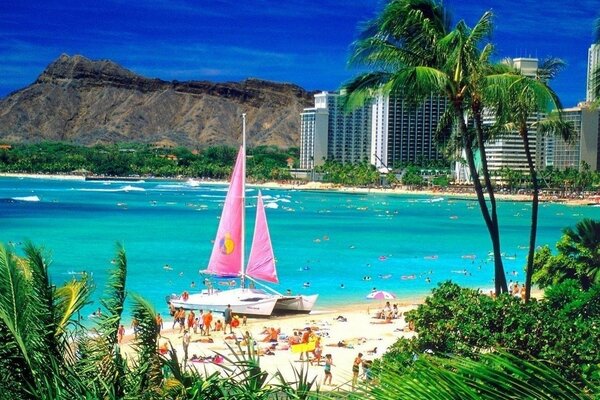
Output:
[521, 128, 538, 303]
[473, 105, 508, 294]
[455, 107, 507, 295]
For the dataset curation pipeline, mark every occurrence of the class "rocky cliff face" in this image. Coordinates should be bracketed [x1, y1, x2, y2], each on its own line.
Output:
[0, 54, 317, 148]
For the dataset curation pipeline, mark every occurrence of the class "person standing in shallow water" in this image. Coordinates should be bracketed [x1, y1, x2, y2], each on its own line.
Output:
[352, 352, 363, 390]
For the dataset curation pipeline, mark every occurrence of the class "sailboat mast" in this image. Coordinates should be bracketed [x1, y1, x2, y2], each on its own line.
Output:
[241, 113, 246, 288]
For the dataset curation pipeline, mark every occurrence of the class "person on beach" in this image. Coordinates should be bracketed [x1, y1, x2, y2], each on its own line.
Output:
[117, 324, 125, 343]
[299, 327, 311, 361]
[223, 304, 233, 334]
[182, 329, 191, 362]
[131, 318, 139, 338]
[155, 313, 163, 338]
[214, 320, 223, 332]
[323, 354, 334, 385]
[352, 352, 363, 390]
[203, 310, 213, 336]
[197, 309, 204, 332]
[187, 309, 195, 331]
[311, 336, 322, 365]
[172, 308, 181, 329]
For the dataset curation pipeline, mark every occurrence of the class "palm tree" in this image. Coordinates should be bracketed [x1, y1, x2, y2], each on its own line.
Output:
[533, 219, 600, 290]
[343, 0, 508, 294]
[561, 218, 600, 290]
[0, 242, 91, 398]
[485, 57, 573, 302]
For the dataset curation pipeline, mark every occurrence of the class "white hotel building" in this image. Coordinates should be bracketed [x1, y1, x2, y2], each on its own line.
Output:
[587, 43, 600, 103]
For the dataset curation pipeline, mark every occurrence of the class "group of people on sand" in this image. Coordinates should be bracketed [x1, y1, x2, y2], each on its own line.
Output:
[156, 304, 245, 360]
[321, 351, 373, 389]
[373, 301, 401, 322]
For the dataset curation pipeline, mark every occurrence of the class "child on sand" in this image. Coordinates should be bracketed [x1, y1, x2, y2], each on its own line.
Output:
[352, 352, 363, 390]
[323, 354, 334, 385]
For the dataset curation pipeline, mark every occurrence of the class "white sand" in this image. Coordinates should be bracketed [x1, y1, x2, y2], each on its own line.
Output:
[119, 304, 418, 387]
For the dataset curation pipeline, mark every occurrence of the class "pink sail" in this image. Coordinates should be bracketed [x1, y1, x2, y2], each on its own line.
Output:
[246, 191, 279, 284]
[206, 147, 245, 277]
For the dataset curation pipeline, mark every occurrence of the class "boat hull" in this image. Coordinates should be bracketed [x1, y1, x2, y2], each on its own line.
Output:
[273, 294, 319, 314]
[168, 288, 277, 317]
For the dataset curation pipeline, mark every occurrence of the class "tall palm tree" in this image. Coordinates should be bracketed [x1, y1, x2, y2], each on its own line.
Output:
[485, 58, 573, 302]
[343, 0, 508, 294]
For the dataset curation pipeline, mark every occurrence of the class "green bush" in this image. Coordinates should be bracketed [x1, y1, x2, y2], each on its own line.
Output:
[382, 281, 600, 389]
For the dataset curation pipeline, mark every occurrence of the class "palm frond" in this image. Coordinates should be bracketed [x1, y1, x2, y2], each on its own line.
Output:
[75, 243, 128, 397]
[127, 293, 163, 397]
[537, 57, 566, 82]
[536, 113, 576, 144]
[340, 71, 391, 110]
[54, 277, 91, 336]
[465, 11, 494, 50]
[373, 351, 594, 399]
[0, 244, 34, 369]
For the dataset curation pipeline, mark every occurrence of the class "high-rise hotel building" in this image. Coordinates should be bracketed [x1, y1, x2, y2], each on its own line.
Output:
[587, 43, 600, 102]
[299, 91, 371, 169]
[371, 93, 448, 170]
[546, 105, 600, 171]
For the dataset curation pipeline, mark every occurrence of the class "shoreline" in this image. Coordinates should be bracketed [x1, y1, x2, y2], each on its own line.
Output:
[1, 172, 597, 206]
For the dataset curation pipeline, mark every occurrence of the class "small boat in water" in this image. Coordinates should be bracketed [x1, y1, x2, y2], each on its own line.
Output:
[168, 115, 318, 316]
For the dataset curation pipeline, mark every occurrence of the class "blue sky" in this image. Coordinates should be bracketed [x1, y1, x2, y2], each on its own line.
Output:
[1, 0, 597, 107]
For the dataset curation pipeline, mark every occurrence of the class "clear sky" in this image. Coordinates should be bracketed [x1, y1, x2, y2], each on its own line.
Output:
[1, 0, 597, 107]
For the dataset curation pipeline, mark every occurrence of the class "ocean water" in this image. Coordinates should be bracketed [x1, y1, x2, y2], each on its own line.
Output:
[1, 177, 599, 320]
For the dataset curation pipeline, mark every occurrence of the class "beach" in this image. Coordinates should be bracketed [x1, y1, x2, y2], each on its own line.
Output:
[119, 302, 418, 387]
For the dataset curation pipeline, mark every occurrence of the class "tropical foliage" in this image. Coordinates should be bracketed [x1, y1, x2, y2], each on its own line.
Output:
[316, 160, 381, 186]
[1, 233, 598, 397]
[380, 280, 600, 391]
[0, 242, 325, 399]
[533, 218, 600, 290]
[0, 142, 297, 181]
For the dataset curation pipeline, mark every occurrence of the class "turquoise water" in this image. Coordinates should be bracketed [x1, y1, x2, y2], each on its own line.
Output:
[1, 177, 599, 319]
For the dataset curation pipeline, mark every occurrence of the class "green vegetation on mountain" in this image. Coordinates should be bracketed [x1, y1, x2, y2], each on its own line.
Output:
[0, 142, 298, 182]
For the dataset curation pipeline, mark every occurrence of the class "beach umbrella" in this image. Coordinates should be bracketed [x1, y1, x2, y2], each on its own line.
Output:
[366, 290, 397, 300]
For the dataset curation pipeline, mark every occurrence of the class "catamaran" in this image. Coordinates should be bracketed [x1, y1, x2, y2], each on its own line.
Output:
[168, 114, 318, 317]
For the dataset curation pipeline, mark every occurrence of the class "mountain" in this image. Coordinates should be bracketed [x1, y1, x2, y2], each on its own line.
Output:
[0, 54, 318, 148]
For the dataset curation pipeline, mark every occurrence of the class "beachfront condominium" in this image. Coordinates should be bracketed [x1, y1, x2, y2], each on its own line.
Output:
[299, 106, 328, 169]
[371, 93, 448, 171]
[587, 43, 600, 102]
[545, 104, 600, 171]
[299, 91, 371, 169]
[483, 58, 546, 177]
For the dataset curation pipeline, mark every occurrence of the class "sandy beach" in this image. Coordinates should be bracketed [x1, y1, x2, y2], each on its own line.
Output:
[119, 302, 419, 388]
